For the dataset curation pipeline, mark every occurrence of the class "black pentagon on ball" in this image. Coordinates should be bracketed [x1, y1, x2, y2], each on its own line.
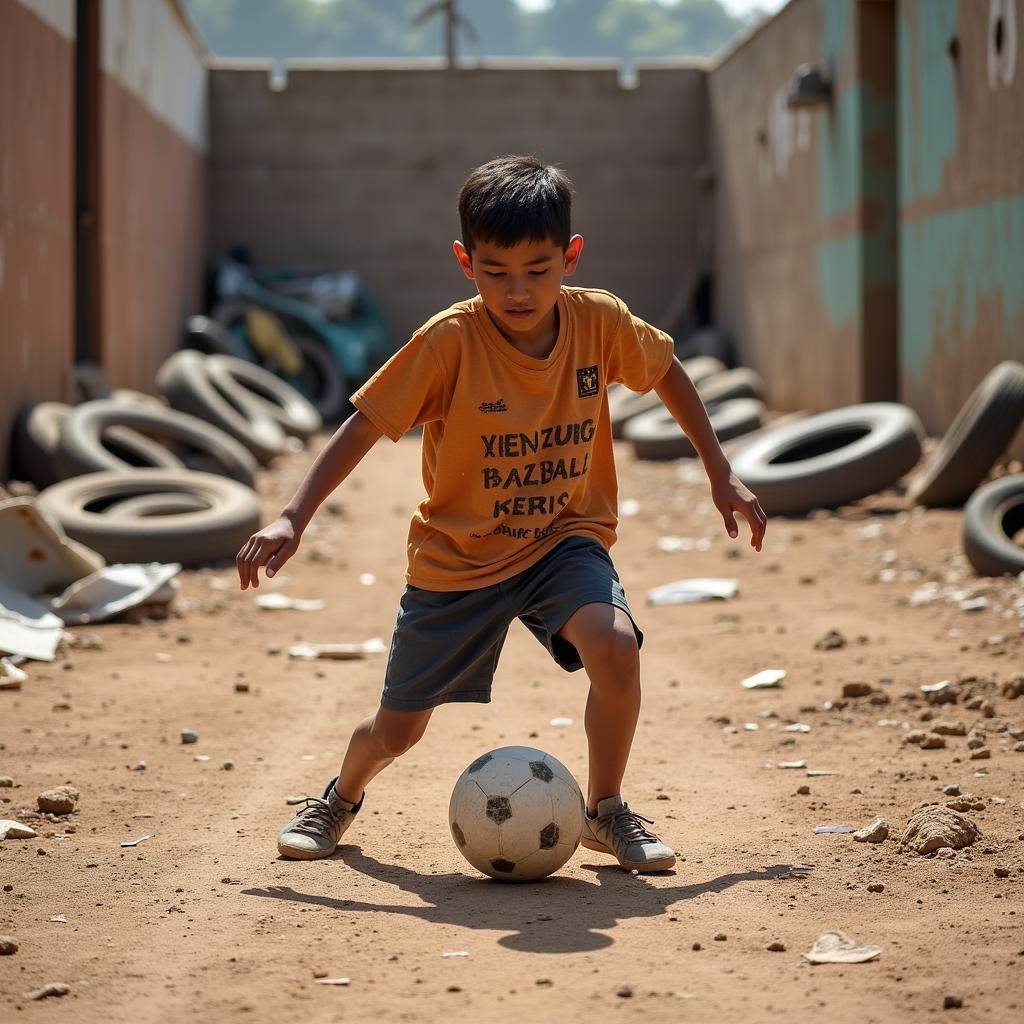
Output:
[529, 760, 554, 782]
[451, 821, 467, 847]
[539, 823, 560, 849]
[490, 858, 516, 873]
[486, 796, 512, 824]
[467, 753, 492, 773]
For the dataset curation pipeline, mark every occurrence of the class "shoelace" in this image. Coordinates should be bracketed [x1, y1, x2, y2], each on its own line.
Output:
[597, 805, 659, 845]
[286, 795, 340, 837]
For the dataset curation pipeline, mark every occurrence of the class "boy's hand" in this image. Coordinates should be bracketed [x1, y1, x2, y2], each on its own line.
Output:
[236, 516, 301, 589]
[710, 471, 766, 552]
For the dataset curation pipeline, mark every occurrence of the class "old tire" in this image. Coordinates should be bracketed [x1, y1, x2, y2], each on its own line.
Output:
[729, 403, 924, 515]
[205, 355, 322, 440]
[608, 356, 726, 438]
[156, 349, 287, 464]
[962, 475, 1024, 576]
[289, 335, 349, 423]
[37, 469, 261, 567]
[103, 492, 212, 519]
[625, 398, 765, 460]
[15, 402, 183, 488]
[907, 361, 1024, 507]
[696, 367, 766, 406]
[57, 400, 257, 487]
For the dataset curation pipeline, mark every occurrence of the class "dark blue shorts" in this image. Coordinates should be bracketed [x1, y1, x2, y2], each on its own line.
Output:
[380, 535, 643, 711]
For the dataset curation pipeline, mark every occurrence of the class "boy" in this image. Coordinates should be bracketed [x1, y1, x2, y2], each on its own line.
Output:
[236, 155, 766, 872]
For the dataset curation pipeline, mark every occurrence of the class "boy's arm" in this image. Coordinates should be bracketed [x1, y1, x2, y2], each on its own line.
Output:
[236, 410, 383, 589]
[652, 356, 767, 551]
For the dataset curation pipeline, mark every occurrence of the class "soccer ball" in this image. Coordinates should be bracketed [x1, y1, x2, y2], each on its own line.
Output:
[448, 745, 584, 882]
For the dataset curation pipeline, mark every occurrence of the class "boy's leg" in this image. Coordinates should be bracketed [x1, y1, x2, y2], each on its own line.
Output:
[277, 706, 432, 860]
[558, 601, 675, 871]
[335, 706, 434, 803]
[556, 602, 640, 813]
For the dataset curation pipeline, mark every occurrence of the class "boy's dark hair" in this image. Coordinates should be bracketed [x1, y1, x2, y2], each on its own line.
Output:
[458, 155, 574, 254]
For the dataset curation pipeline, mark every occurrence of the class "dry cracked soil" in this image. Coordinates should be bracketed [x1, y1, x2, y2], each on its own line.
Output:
[1, 434, 1023, 1023]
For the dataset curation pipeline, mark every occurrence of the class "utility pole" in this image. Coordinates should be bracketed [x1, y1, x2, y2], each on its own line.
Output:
[412, 0, 479, 69]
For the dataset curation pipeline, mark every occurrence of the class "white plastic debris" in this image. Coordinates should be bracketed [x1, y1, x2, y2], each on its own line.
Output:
[255, 594, 325, 612]
[814, 825, 852, 834]
[804, 931, 881, 964]
[550, 717, 574, 727]
[49, 563, 181, 625]
[743, 723, 759, 731]
[920, 680, 950, 696]
[0, 578, 65, 662]
[778, 760, 807, 770]
[120, 835, 152, 848]
[656, 536, 710, 553]
[647, 578, 738, 605]
[314, 978, 351, 986]
[806, 770, 839, 777]
[441, 951, 469, 958]
[741, 669, 786, 690]
[0, 658, 27, 689]
[0, 819, 37, 840]
[287, 638, 386, 660]
[48, 915, 67, 924]
[783, 723, 812, 733]
[358, 573, 376, 587]
[618, 499, 640, 517]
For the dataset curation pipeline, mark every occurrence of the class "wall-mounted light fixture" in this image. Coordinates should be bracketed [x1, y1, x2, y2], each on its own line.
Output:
[786, 63, 832, 108]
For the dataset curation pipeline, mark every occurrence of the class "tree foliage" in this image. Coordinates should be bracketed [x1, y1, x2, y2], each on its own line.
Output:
[184, 0, 758, 61]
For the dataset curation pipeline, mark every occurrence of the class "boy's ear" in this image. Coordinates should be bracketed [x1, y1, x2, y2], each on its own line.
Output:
[453, 240, 475, 280]
[562, 234, 584, 277]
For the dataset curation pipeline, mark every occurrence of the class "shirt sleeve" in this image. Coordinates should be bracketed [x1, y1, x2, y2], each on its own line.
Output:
[351, 333, 448, 442]
[605, 301, 675, 393]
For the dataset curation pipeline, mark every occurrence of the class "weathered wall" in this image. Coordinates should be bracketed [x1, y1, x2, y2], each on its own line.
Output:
[709, 0, 899, 413]
[98, 0, 208, 391]
[0, 0, 76, 479]
[898, 0, 1024, 438]
[207, 60, 709, 351]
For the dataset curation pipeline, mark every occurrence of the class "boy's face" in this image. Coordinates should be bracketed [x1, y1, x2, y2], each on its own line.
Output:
[453, 234, 583, 342]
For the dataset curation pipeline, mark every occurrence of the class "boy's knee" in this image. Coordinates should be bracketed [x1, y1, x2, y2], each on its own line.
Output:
[587, 621, 639, 679]
[370, 711, 427, 759]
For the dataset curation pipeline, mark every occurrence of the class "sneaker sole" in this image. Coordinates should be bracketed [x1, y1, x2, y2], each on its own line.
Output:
[276, 840, 338, 860]
[580, 836, 676, 872]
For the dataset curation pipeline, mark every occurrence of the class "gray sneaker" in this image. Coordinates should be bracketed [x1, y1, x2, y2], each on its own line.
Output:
[580, 795, 676, 872]
[277, 776, 363, 860]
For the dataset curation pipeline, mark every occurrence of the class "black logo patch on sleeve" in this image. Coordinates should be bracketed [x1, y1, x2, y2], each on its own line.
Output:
[576, 365, 599, 398]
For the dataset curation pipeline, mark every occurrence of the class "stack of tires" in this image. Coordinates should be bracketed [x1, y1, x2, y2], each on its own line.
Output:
[13, 348, 325, 569]
[619, 355, 1024, 578]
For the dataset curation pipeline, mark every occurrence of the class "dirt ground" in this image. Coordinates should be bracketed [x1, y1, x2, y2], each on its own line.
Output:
[1, 433, 1023, 1024]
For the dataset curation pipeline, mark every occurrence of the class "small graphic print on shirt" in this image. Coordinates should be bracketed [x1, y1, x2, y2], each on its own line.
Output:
[576, 365, 599, 398]
[478, 399, 508, 413]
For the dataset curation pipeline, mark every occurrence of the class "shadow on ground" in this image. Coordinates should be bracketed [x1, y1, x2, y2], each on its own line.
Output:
[243, 848, 808, 953]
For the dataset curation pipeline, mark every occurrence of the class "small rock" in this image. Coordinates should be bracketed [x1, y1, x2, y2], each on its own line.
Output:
[969, 748, 991, 760]
[932, 721, 967, 737]
[0, 778, 13, 788]
[535, 977, 553, 986]
[943, 784, 961, 796]
[222, 760, 235, 771]
[180, 729, 199, 745]
[767, 941, 786, 952]
[796, 785, 811, 796]
[312, 969, 328, 978]
[1014, 741, 1024, 753]
[37, 786, 78, 815]
[1000, 676, 1023, 700]
[0, 936, 18, 955]
[901, 805, 981, 855]
[234, 682, 250, 693]
[920, 733, 946, 750]
[943, 995, 962, 1010]
[814, 630, 846, 651]
[446, 984, 461, 993]
[853, 818, 889, 844]
[656, 793, 670, 800]
[133, 761, 146, 771]
[692, 942, 702, 951]
[616, 985, 633, 998]
[979, 700, 995, 718]
[994, 867, 1010, 878]
[966, 733, 986, 750]
[714, 933, 727, 941]
[904, 730, 928, 746]
[867, 883, 884, 893]
[24, 982, 70, 1001]
[842, 682, 873, 698]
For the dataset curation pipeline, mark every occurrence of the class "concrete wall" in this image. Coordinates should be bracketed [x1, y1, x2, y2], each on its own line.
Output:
[207, 60, 709, 354]
[98, 0, 208, 392]
[708, 0, 899, 413]
[898, 0, 1024, 437]
[0, 0, 76, 477]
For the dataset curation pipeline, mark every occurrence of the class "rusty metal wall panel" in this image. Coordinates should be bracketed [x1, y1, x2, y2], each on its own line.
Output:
[710, 0, 900, 414]
[899, 0, 1024, 451]
[0, 0, 75, 481]
[208, 65, 708, 346]
[98, 72, 206, 391]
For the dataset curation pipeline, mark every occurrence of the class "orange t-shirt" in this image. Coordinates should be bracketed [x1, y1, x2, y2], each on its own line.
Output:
[351, 286, 673, 591]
